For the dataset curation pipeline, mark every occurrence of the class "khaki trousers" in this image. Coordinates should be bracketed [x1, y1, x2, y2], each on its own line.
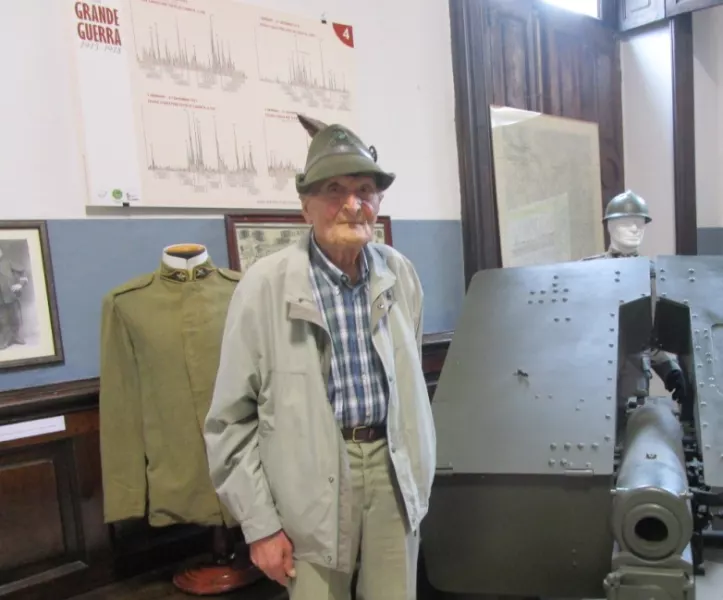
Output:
[288, 438, 419, 600]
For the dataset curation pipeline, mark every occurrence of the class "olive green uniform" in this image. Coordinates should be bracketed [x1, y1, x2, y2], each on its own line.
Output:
[99, 258, 241, 527]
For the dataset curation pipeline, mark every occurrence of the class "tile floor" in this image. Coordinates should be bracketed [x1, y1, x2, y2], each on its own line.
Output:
[692, 548, 723, 599]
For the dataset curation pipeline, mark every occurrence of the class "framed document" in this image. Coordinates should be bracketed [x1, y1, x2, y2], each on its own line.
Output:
[225, 211, 393, 273]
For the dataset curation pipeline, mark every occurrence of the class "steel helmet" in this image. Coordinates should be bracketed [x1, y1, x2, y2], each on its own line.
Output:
[603, 190, 652, 223]
[295, 115, 395, 195]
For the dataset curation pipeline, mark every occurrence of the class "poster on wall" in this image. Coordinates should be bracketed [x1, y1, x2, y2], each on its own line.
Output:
[68, 0, 358, 210]
[490, 105, 605, 268]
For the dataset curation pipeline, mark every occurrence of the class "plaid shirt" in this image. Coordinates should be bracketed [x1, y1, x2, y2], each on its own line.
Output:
[308, 235, 388, 428]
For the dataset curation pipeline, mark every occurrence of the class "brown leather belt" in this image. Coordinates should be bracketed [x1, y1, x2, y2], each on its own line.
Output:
[341, 425, 386, 443]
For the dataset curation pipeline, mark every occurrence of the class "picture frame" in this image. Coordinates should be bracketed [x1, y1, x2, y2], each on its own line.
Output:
[0, 221, 64, 371]
[224, 211, 393, 273]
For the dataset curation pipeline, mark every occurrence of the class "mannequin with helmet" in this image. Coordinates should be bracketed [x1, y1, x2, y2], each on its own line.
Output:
[582, 190, 686, 406]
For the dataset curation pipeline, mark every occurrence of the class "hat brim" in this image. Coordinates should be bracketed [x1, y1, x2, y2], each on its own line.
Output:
[603, 213, 652, 223]
[295, 153, 395, 194]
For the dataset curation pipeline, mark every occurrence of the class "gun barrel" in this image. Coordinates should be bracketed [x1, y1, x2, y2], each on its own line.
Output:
[612, 401, 692, 561]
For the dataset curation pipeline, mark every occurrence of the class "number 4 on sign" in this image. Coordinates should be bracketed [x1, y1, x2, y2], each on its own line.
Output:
[332, 23, 354, 48]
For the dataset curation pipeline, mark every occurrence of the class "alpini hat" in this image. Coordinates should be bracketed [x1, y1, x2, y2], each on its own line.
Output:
[295, 114, 396, 195]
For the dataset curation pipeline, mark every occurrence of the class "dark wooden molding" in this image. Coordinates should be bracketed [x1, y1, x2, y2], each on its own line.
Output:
[670, 12, 698, 255]
[449, 0, 503, 286]
[0, 378, 99, 424]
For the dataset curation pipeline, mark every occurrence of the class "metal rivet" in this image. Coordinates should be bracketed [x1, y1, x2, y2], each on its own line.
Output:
[615, 271, 620, 275]
[696, 345, 701, 350]
[564, 442, 571, 450]
[539, 299, 544, 304]
[592, 443, 599, 450]
[575, 406, 581, 411]
[703, 423, 709, 428]
[646, 453, 657, 459]
[578, 443, 585, 450]
[528, 300, 533, 304]
[554, 317, 560, 322]
[563, 298, 568, 302]
[615, 278, 620, 282]
[689, 268, 694, 273]
[605, 414, 611, 420]
[549, 458, 556, 466]
[608, 360, 613, 364]
[608, 343, 614, 348]
[561, 459, 569, 466]
[689, 277, 695, 282]
[606, 395, 612, 400]
[565, 317, 571, 321]
[550, 443, 557, 450]
[661, 277, 666, 281]
[605, 435, 612, 442]
[701, 402, 707, 407]
[705, 445, 711, 450]
[585, 462, 591, 468]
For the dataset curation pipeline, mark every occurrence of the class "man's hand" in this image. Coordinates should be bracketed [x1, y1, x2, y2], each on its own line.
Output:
[250, 530, 296, 586]
[665, 369, 687, 403]
[10, 284, 21, 293]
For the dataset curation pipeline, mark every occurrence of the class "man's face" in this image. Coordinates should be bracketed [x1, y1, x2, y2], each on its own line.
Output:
[301, 175, 382, 250]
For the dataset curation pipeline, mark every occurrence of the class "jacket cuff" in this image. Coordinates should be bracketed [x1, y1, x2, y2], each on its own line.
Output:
[241, 509, 283, 544]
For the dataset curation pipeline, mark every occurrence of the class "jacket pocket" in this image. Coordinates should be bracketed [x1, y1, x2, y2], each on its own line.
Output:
[259, 370, 330, 541]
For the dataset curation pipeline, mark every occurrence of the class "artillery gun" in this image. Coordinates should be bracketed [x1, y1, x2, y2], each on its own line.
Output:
[421, 256, 723, 600]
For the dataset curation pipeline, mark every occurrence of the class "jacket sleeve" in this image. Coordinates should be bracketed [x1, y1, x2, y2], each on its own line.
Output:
[98, 295, 147, 522]
[204, 278, 281, 545]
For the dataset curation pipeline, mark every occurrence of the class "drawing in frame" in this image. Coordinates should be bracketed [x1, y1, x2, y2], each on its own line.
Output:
[225, 211, 393, 273]
[0, 220, 64, 371]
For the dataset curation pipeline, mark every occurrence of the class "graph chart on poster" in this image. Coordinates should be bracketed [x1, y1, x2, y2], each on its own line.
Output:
[69, 0, 358, 209]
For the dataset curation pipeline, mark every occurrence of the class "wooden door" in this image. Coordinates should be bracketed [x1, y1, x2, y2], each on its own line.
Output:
[450, 0, 624, 282]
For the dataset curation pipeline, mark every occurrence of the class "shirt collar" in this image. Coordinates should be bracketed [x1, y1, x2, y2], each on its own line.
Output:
[309, 232, 370, 288]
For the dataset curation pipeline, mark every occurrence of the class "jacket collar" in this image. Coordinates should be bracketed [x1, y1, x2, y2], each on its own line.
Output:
[284, 230, 396, 321]
[159, 258, 216, 283]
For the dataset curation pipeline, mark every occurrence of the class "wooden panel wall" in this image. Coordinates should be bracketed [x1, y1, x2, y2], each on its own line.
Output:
[0, 333, 451, 600]
[450, 0, 624, 284]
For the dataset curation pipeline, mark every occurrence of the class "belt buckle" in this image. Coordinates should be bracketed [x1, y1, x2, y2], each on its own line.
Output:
[351, 426, 365, 443]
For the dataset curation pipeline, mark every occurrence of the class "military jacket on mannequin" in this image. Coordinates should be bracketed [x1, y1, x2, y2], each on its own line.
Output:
[98, 243, 241, 527]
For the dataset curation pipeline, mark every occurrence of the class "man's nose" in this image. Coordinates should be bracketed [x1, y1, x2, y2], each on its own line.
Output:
[342, 193, 361, 209]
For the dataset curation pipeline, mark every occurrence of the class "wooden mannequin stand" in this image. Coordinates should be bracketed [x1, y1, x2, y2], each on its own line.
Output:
[172, 525, 263, 595]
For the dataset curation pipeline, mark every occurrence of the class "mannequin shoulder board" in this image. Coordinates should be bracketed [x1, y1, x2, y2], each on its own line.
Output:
[107, 272, 155, 298]
[218, 268, 242, 283]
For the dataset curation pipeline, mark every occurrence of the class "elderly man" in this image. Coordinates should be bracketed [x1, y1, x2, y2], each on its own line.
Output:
[204, 115, 435, 600]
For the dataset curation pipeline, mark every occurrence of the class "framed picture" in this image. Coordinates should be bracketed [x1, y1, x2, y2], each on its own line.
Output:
[0, 221, 64, 371]
[225, 211, 393, 273]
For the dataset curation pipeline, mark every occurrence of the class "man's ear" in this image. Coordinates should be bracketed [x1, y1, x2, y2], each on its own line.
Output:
[300, 196, 312, 224]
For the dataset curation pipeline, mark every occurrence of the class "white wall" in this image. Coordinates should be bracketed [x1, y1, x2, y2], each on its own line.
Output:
[0, 0, 460, 221]
[693, 6, 723, 229]
[620, 25, 676, 258]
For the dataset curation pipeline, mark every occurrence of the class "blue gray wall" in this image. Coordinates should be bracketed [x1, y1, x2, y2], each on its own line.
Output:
[0, 218, 464, 392]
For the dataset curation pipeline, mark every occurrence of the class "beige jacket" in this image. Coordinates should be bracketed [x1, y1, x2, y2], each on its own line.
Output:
[204, 232, 436, 573]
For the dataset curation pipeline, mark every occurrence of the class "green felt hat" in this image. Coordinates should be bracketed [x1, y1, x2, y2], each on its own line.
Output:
[295, 115, 395, 194]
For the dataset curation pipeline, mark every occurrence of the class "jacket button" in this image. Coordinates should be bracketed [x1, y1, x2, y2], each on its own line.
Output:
[326, 556, 332, 563]
[328, 476, 335, 483]
[390, 446, 396, 453]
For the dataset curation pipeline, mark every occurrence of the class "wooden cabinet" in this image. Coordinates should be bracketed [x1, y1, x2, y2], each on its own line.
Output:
[619, 0, 666, 31]
[665, 0, 723, 17]
[617, 0, 723, 31]
[0, 334, 452, 599]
